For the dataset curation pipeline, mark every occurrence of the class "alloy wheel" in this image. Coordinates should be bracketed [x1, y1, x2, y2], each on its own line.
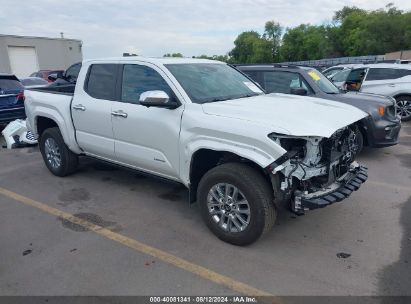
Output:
[207, 183, 250, 233]
[44, 137, 61, 169]
[395, 99, 411, 120]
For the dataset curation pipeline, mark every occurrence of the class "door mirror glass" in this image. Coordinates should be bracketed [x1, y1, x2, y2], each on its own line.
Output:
[290, 87, 307, 96]
[139, 90, 177, 108]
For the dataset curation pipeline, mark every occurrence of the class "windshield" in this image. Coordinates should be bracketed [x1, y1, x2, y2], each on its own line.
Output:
[323, 68, 343, 79]
[0, 76, 24, 91]
[306, 69, 340, 94]
[165, 63, 263, 104]
[332, 69, 350, 82]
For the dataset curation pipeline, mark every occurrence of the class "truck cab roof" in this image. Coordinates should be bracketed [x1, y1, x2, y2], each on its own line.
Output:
[83, 56, 224, 66]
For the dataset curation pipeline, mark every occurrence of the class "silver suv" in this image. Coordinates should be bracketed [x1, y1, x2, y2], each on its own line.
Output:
[326, 64, 411, 121]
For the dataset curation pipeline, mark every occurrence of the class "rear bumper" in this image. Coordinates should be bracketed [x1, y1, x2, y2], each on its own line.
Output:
[0, 107, 26, 125]
[292, 162, 368, 213]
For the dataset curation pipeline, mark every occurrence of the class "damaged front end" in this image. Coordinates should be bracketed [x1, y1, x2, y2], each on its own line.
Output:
[268, 125, 368, 214]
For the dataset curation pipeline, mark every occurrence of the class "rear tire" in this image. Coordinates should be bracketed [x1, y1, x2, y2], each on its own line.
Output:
[39, 127, 78, 177]
[197, 163, 276, 246]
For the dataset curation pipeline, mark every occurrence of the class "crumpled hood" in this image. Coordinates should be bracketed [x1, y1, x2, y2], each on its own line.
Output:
[202, 93, 368, 138]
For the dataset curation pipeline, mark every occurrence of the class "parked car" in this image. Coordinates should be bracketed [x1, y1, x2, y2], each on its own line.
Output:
[0, 74, 25, 125]
[235, 64, 401, 151]
[30, 70, 64, 83]
[25, 57, 368, 245]
[19, 77, 49, 89]
[326, 64, 411, 121]
[322, 64, 359, 80]
[48, 62, 81, 86]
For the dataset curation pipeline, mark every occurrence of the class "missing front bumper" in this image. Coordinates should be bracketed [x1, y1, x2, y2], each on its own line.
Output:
[292, 163, 368, 214]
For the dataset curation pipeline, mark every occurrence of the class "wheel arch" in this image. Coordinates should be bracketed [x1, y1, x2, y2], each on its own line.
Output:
[34, 112, 82, 154]
[393, 93, 411, 100]
[188, 148, 273, 204]
[355, 120, 369, 146]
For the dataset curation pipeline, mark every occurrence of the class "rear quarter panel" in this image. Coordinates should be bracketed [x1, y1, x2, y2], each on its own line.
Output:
[25, 90, 82, 154]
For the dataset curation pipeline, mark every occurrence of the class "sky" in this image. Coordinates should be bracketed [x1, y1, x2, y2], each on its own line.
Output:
[1, 0, 411, 59]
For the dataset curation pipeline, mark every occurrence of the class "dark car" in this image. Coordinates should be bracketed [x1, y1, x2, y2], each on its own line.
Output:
[30, 70, 64, 83]
[0, 74, 25, 125]
[35, 63, 83, 94]
[235, 64, 401, 151]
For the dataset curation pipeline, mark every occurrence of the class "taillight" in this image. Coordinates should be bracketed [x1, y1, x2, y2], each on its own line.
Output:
[17, 92, 25, 103]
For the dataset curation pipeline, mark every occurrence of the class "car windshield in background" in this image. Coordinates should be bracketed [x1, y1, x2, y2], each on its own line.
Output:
[0, 76, 24, 91]
[323, 69, 343, 79]
[165, 63, 263, 104]
[332, 69, 350, 82]
[306, 70, 340, 94]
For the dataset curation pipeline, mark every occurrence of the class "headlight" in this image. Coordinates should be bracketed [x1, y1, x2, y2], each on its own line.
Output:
[268, 133, 307, 151]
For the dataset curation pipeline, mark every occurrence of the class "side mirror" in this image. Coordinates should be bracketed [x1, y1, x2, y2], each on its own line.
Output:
[139, 90, 178, 109]
[290, 87, 307, 96]
[48, 74, 57, 82]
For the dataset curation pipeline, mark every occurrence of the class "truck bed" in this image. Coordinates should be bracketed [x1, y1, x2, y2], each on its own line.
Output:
[28, 84, 75, 95]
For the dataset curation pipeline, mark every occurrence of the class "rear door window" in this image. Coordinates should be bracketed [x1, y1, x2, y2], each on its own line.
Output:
[262, 71, 312, 94]
[85, 64, 118, 100]
[366, 68, 411, 81]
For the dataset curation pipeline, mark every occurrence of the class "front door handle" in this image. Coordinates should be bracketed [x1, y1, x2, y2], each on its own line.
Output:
[73, 104, 86, 111]
[111, 110, 128, 118]
[388, 84, 395, 87]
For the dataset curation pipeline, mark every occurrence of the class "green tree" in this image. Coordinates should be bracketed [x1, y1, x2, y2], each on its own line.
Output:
[229, 31, 272, 63]
[263, 21, 282, 62]
[280, 24, 333, 61]
[339, 5, 409, 56]
[163, 53, 183, 57]
[333, 6, 366, 23]
[193, 54, 230, 62]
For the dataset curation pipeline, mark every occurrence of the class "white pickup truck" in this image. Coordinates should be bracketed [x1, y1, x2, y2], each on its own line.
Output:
[25, 57, 368, 245]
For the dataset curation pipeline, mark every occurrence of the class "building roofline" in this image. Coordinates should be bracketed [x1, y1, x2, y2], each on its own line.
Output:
[0, 34, 82, 43]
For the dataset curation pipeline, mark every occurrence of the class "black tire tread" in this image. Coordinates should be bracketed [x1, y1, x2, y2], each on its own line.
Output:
[198, 162, 276, 245]
[40, 127, 78, 177]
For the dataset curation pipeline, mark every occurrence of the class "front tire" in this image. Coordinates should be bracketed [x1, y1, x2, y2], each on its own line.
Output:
[39, 127, 78, 177]
[197, 163, 276, 246]
[395, 95, 411, 121]
[354, 127, 364, 156]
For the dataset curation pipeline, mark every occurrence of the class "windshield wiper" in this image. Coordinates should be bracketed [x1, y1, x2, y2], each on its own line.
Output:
[201, 93, 260, 103]
[201, 97, 231, 103]
[238, 93, 260, 98]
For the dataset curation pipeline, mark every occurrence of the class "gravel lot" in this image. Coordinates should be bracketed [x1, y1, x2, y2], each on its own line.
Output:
[0, 123, 410, 297]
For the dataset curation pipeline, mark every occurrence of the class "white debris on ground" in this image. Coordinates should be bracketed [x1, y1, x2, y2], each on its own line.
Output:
[1, 119, 38, 149]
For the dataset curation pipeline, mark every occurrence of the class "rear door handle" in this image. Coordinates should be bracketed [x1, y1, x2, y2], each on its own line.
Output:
[73, 104, 86, 111]
[111, 110, 128, 118]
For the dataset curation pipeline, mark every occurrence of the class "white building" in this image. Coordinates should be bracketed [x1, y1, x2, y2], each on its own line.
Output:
[0, 34, 83, 77]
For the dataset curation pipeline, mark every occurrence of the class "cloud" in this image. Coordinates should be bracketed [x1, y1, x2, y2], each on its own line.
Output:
[1, 0, 410, 59]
